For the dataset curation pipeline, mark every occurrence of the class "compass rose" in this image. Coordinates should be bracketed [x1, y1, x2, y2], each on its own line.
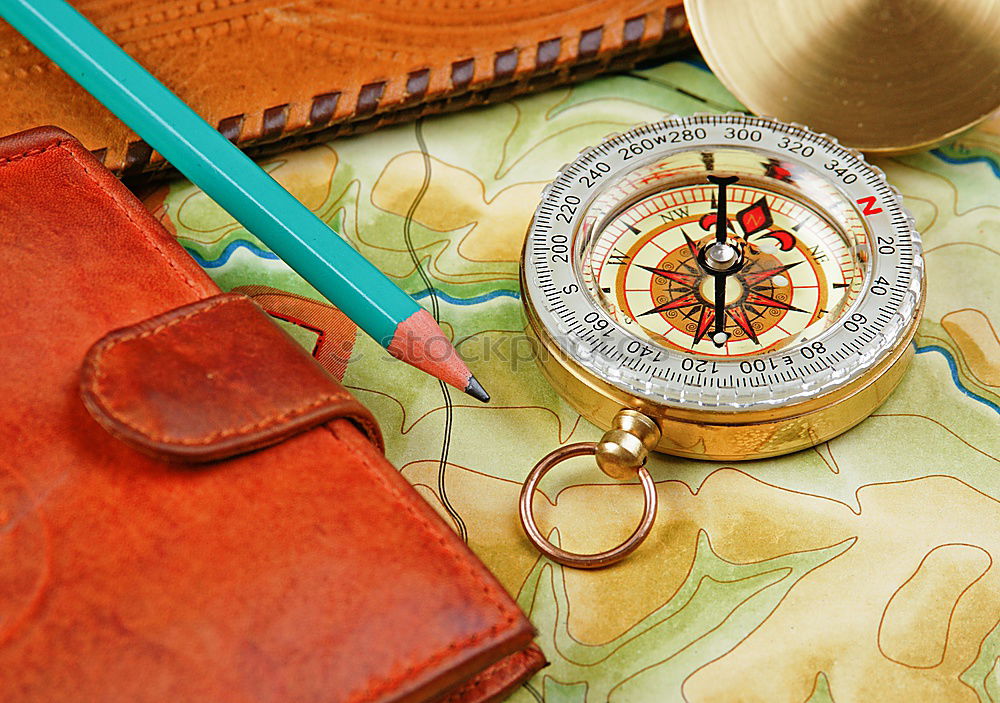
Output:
[637, 238, 805, 346]
[636, 177, 808, 348]
[593, 170, 847, 358]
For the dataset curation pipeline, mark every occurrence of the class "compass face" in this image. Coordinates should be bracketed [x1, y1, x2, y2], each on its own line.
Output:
[522, 115, 924, 411]
[587, 182, 863, 357]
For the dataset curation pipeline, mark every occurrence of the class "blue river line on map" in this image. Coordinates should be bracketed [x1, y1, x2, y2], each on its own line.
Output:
[930, 149, 1000, 178]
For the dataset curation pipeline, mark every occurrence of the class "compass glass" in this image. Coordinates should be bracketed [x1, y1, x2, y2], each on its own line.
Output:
[580, 148, 868, 358]
[523, 116, 922, 411]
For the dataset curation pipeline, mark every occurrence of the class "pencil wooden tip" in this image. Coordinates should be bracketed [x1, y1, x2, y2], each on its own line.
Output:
[388, 309, 486, 400]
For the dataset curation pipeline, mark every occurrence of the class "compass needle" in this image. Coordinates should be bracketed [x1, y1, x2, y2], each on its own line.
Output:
[713, 274, 727, 337]
[707, 174, 739, 245]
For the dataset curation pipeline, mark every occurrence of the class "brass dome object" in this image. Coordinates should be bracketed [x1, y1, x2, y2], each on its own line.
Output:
[684, 0, 1000, 154]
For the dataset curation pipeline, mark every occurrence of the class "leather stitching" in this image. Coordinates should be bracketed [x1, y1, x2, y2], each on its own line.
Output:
[0, 139, 70, 166]
[87, 296, 350, 446]
[326, 422, 521, 703]
[99, 8, 689, 174]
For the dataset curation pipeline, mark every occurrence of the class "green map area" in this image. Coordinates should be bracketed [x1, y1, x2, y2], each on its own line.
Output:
[146, 59, 1000, 702]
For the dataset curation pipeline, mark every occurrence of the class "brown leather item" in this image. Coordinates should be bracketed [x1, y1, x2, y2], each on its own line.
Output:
[80, 293, 383, 463]
[0, 0, 688, 176]
[0, 126, 544, 702]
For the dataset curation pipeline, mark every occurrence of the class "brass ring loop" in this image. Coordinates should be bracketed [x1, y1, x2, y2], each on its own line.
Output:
[518, 442, 658, 569]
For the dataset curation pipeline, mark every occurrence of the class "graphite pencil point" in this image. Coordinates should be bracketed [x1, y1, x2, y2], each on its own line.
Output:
[464, 375, 490, 403]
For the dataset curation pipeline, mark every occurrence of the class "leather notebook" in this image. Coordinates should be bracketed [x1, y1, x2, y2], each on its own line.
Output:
[0, 126, 544, 702]
[0, 0, 688, 176]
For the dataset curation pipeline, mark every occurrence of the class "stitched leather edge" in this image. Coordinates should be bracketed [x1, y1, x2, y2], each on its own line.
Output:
[326, 421, 533, 703]
[80, 294, 383, 462]
[103, 7, 690, 175]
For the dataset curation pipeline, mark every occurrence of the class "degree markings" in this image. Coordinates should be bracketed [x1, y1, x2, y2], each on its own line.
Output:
[526, 115, 921, 403]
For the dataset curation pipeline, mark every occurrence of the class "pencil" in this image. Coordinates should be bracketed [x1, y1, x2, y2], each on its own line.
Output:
[1, 0, 489, 403]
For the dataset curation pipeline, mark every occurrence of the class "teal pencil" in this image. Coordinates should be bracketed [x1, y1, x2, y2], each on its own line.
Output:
[2, 0, 488, 402]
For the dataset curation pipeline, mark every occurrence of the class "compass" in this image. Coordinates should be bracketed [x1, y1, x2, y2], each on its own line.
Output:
[518, 114, 925, 568]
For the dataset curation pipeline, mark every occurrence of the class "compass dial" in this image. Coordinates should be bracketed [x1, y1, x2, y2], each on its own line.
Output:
[587, 182, 864, 357]
[522, 115, 923, 412]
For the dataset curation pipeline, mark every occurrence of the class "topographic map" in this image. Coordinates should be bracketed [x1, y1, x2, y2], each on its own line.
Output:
[145, 59, 1000, 702]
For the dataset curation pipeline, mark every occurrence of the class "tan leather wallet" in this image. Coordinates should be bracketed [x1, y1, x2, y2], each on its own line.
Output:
[0, 0, 688, 175]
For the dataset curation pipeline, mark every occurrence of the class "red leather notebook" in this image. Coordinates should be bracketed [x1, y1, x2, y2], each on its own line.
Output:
[0, 127, 544, 702]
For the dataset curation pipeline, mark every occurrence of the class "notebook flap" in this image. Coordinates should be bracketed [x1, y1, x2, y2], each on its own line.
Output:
[80, 293, 382, 462]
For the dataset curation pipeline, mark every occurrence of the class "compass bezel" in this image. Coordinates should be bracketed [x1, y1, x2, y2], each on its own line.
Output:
[522, 114, 924, 412]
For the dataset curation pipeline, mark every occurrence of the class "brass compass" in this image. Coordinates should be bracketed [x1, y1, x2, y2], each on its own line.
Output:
[518, 114, 925, 568]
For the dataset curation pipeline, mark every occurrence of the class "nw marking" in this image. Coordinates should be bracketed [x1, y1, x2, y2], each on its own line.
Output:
[660, 206, 690, 223]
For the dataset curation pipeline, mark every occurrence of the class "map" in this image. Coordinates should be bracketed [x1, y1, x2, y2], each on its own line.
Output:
[144, 58, 1000, 702]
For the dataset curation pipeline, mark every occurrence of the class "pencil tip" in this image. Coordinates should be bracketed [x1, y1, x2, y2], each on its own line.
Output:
[388, 309, 485, 396]
[464, 375, 490, 403]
